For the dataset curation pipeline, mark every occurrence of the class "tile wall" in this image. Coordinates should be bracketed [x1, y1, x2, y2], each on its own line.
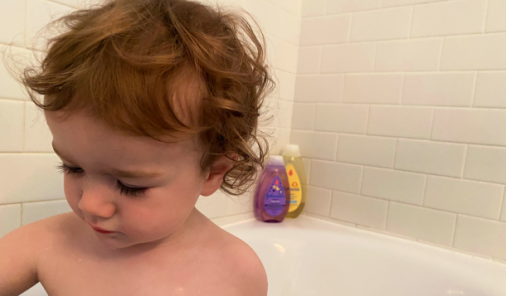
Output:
[295, 0, 506, 263]
[0, 0, 299, 237]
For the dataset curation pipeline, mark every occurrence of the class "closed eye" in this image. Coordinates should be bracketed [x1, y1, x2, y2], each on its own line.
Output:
[56, 162, 149, 197]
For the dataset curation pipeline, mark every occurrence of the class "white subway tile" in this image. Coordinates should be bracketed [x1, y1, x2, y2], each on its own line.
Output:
[79, 0, 105, 8]
[431, 108, 506, 146]
[22, 199, 71, 226]
[0, 153, 64, 204]
[337, 134, 396, 168]
[305, 186, 332, 217]
[25, 102, 53, 152]
[382, 0, 445, 8]
[387, 202, 456, 246]
[411, 0, 487, 38]
[302, 158, 311, 183]
[279, 0, 300, 15]
[294, 75, 344, 102]
[50, 0, 80, 7]
[441, 33, 506, 70]
[196, 191, 228, 219]
[0, 100, 24, 152]
[321, 43, 376, 73]
[290, 130, 338, 160]
[350, 7, 411, 42]
[394, 139, 466, 177]
[375, 38, 442, 72]
[301, 0, 326, 18]
[300, 15, 351, 46]
[272, 128, 291, 155]
[454, 215, 506, 260]
[331, 191, 388, 229]
[425, 176, 503, 220]
[26, 0, 74, 50]
[474, 72, 506, 108]
[291, 103, 316, 130]
[464, 145, 506, 184]
[0, 204, 21, 238]
[279, 100, 293, 129]
[343, 74, 403, 104]
[310, 160, 363, 193]
[502, 192, 506, 222]
[0, 45, 30, 100]
[402, 73, 475, 107]
[367, 106, 434, 139]
[361, 167, 426, 205]
[279, 10, 301, 45]
[485, 0, 506, 33]
[326, 0, 381, 14]
[274, 39, 299, 73]
[276, 70, 296, 101]
[241, 0, 281, 40]
[226, 192, 253, 216]
[0, 0, 25, 44]
[314, 104, 369, 134]
[297, 46, 321, 74]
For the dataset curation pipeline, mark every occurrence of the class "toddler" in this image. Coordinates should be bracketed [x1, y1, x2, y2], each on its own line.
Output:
[0, 0, 273, 295]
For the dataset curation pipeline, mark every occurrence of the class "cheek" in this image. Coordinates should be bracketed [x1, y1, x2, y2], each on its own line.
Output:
[63, 176, 82, 212]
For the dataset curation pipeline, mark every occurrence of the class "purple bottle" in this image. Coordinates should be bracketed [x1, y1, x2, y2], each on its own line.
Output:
[254, 155, 290, 223]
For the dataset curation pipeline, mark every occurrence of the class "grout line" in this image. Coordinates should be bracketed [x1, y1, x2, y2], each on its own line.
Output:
[460, 145, 468, 179]
[408, 6, 414, 38]
[22, 102, 26, 151]
[421, 174, 428, 205]
[347, 13, 353, 43]
[498, 187, 505, 221]
[429, 107, 436, 140]
[384, 201, 390, 230]
[482, 0, 490, 33]
[437, 37, 444, 71]
[392, 139, 399, 169]
[470, 71, 478, 107]
[451, 215, 459, 247]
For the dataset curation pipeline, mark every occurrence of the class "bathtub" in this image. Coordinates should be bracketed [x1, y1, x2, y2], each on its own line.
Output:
[21, 215, 506, 296]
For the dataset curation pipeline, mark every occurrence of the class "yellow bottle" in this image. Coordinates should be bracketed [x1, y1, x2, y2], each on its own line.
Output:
[282, 144, 307, 218]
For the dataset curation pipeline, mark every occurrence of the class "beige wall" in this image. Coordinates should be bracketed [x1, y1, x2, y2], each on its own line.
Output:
[0, 0, 299, 237]
[294, 0, 506, 264]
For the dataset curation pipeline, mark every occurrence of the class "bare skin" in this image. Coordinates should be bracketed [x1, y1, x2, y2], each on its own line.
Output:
[32, 210, 265, 296]
[0, 110, 267, 296]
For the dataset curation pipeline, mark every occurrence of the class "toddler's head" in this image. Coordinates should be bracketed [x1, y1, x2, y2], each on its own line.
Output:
[22, 0, 273, 250]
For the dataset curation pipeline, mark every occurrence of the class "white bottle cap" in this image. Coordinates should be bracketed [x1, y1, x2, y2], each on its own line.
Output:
[268, 155, 285, 166]
[282, 144, 301, 157]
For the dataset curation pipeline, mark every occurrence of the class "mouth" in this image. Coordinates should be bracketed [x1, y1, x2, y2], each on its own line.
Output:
[89, 224, 115, 234]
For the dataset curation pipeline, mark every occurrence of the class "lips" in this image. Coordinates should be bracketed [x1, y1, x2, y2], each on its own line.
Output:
[89, 224, 115, 234]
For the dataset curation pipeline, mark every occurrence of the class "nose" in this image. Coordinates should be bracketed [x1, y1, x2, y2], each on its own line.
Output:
[78, 180, 116, 219]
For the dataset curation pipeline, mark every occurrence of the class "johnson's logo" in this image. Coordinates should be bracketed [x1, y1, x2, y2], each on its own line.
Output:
[289, 169, 293, 176]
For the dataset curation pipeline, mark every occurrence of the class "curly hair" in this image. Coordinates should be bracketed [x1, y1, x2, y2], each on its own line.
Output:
[21, 0, 274, 196]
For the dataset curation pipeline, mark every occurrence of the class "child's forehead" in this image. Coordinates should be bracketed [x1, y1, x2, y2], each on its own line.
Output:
[46, 110, 200, 167]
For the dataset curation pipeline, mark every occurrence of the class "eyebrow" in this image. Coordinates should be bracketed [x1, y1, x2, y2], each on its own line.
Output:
[52, 143, 163, 179]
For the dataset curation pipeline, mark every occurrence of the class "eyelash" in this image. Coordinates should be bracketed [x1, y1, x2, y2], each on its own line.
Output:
[56, 163, 149, 197]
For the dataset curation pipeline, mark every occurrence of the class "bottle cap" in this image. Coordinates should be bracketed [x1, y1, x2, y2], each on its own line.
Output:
[282, 144, 301, 157]
[268, 155, 285, 166]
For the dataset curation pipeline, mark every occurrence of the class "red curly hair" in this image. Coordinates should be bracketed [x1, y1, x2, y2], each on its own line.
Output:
[22, 0, 275, 195]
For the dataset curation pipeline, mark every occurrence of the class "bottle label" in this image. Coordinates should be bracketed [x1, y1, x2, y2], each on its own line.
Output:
[285, 163, 302, 213]
[263, 175, 286, 217]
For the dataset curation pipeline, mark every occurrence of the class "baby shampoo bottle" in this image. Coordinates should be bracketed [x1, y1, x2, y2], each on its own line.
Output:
[282, 144, 307, 218]
[254, 155, 290, 222]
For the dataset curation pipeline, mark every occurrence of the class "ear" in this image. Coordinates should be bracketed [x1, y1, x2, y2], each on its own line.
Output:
[200, 155, 236, 197]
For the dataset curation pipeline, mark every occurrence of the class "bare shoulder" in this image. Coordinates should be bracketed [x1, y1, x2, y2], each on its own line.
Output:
[201, 222, 268, 296]
[0, 212, 76, 296]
